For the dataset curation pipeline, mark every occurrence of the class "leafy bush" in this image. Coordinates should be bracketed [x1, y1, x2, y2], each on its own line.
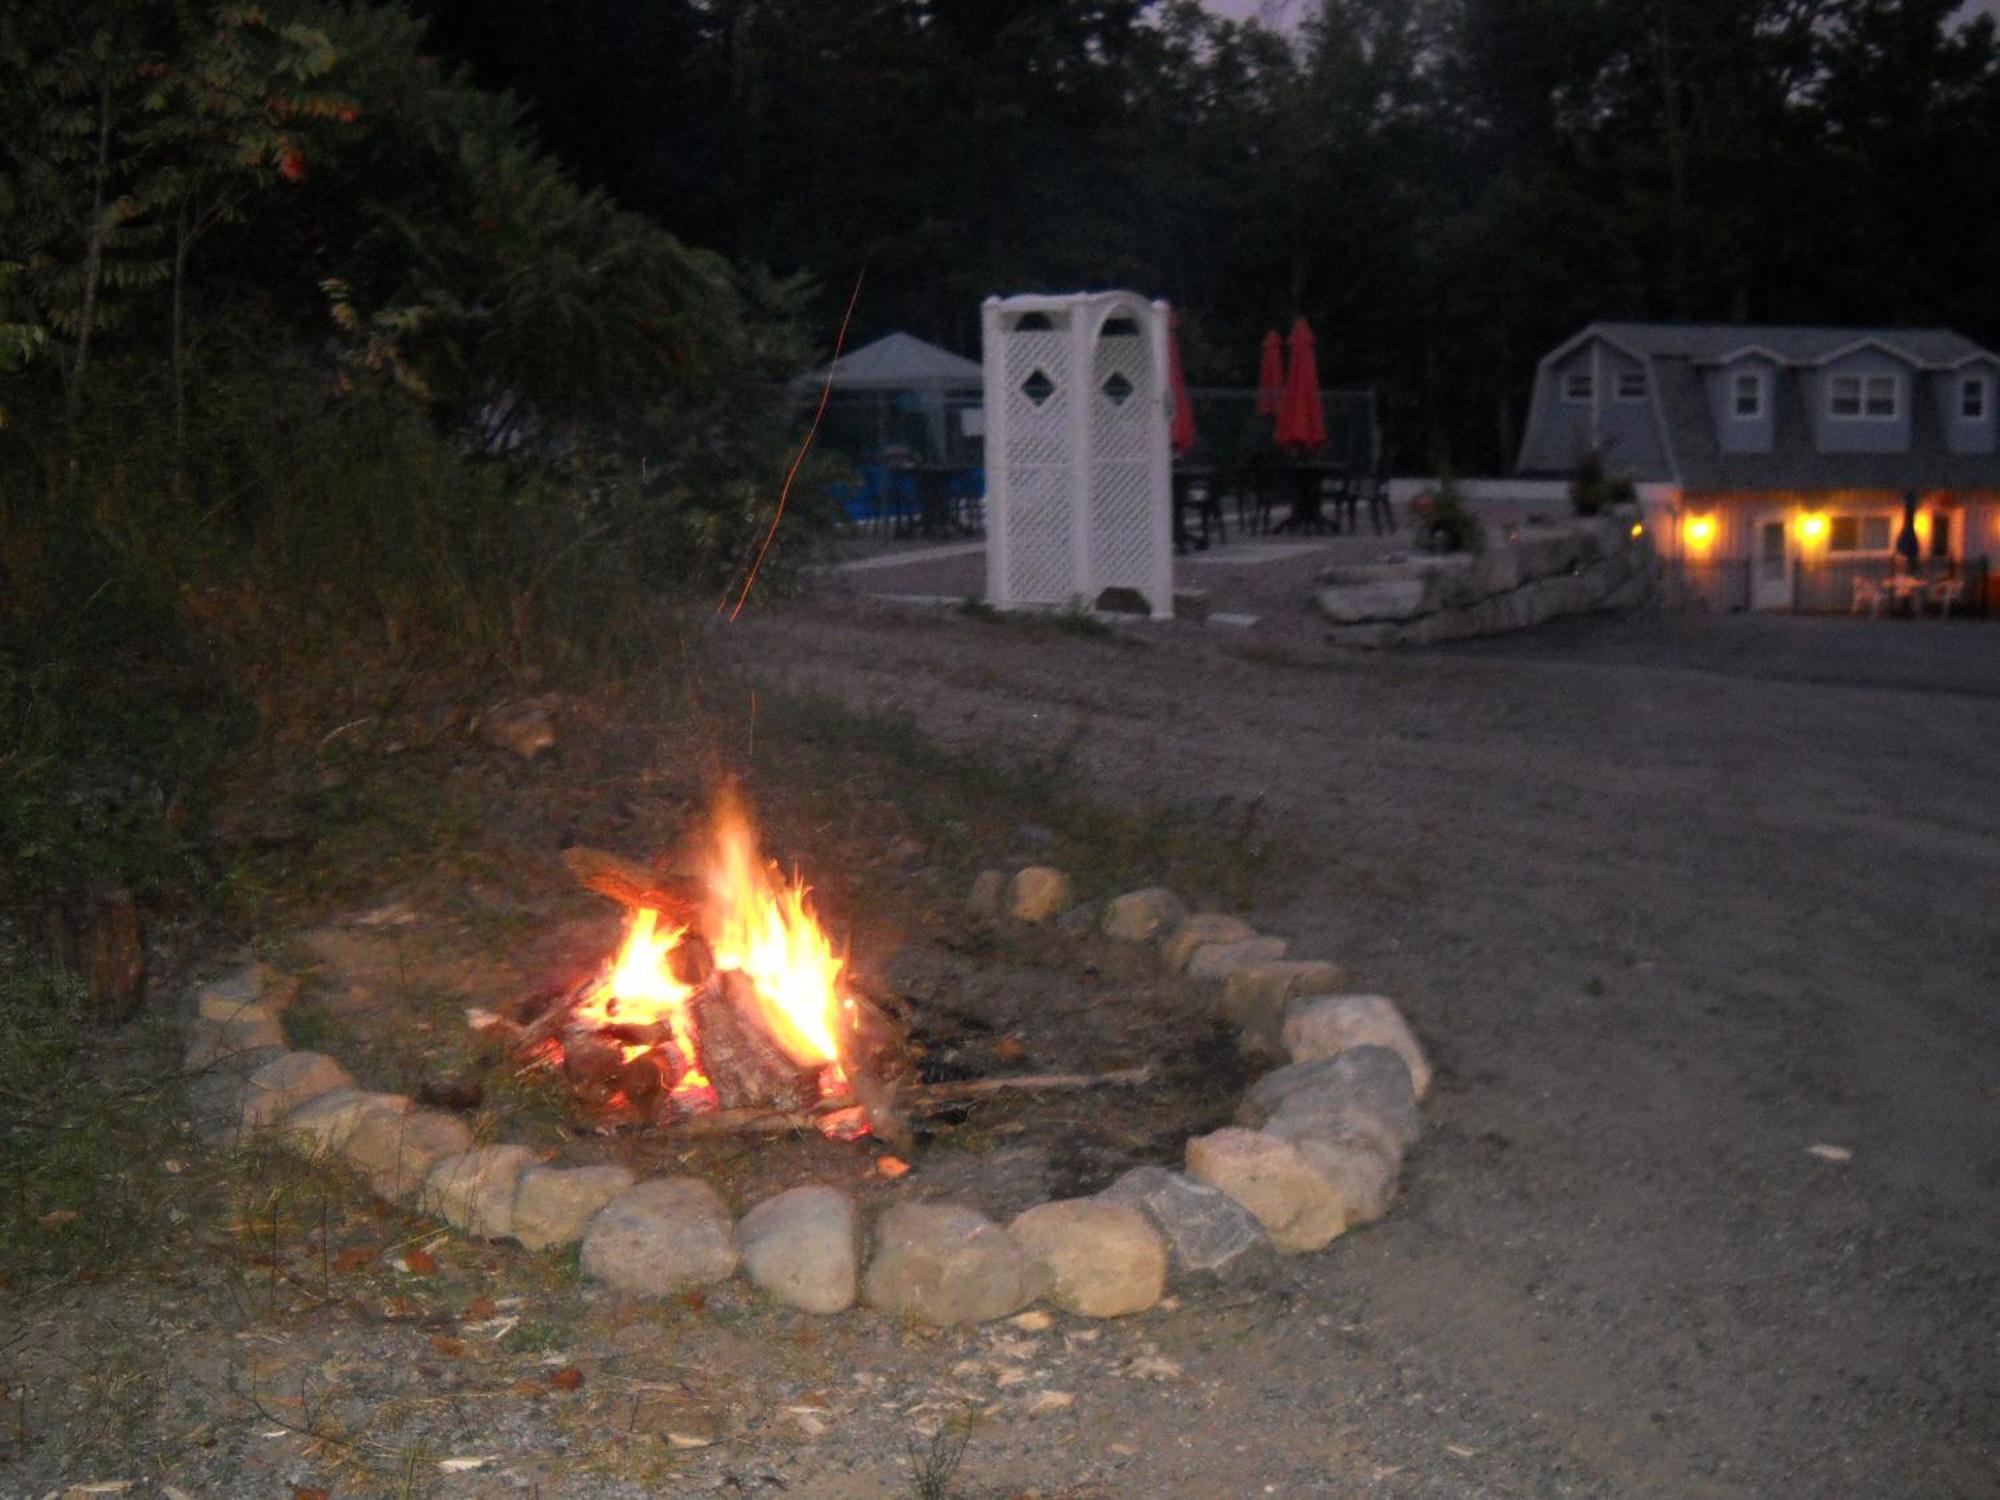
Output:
[1410, 474, 1484, 554]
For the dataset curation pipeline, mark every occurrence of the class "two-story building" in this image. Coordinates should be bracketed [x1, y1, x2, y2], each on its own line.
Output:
[1516, 322, 1999, 610]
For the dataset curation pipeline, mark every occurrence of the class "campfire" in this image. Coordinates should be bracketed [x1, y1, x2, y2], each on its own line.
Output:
[495, 791, 908, 1144]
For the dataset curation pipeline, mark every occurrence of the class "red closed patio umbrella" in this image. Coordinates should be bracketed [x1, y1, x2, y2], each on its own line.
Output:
[1168, 311, 1197, 457]
[1274, 316, 1327, 452]
[1255, 329, 1284, 419]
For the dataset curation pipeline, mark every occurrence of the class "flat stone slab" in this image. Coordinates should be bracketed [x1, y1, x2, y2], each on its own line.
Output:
[1185, 1127, 1349, 1254]
[423, 1144, 537, 1239]
[1009, 1197, 1165, 1317]
[862, 1202, 1048, 1325]
[512, 1164, 635, 1251]
[1009, 866, 1073, 923]
[1282, 994, 1432, 1098]
[1102, 888, 1188, 944]
[184, 1014, 287, 1071]
[740, 1184, 861, 1314]
[582, 1177, 740, 1295]
[1162, 914, 1256, 972]
[1238, 1046, 1420, 1152]
[1098, 1164, 1273, 1280]
[239, 1051, 354, 1130]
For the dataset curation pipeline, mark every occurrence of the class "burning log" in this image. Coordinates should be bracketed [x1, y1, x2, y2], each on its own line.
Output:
[688, 971, 821, 1112]
[561, 845, 704, 921]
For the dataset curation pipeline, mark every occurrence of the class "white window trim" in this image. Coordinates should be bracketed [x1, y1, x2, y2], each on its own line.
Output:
[1828, 371, 1901, 421]
[1562, 371, 1593, 404]
[1730, 371, 1765, 420]
[1614, 370, 1647, 402]
[1959, 374, 1989, 421]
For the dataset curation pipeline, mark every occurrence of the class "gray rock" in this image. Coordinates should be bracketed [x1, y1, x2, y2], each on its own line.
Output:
[739, 1184, 861, 1314]
[582, 1178, 739, 1295]
[1054, 902, 1099, 938]
[511, 1164, 636, 1251]
[1185, 935, 1289, 982]
[239, 1051, 354, 1130]
[342, 1106, 475, 1201]
[480, 696, 557, 760]
[422, 1145, 538, 1238]
[1099, 1164, 1273, 1279]
[1290, 1134, 1399, 1226]
[1009, 1198, 1165, 1317]
[1184, 1127, 1349, 1253]
[1240, 1046, 1420, 1149]
[862, 1202, 1048, 1325]
[1221, 960, 1347, 1058]
[966, 869, 1007, 918]
[1281, 994, 1432, 1099]
[1008, 866, 1073, 923]
[1161, 914, 1256, 972]
[1102, 888, 1188, 944]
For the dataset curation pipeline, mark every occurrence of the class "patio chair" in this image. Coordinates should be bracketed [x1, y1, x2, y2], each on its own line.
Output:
[1850, 576, 1884, 616]
[1929, 577, 1965, 617]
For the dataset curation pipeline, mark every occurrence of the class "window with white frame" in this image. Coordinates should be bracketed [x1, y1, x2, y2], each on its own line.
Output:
[1615, 370, 1647, 401]
[1731, 371, 1763, 418]
[1961, 375, 1989, 420]
[1826, 513, 1893, 553]
[1563, 370, 1593, 403]
[1829, 372, 1899, 419]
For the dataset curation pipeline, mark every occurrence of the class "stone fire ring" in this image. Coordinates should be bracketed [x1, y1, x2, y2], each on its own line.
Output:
[180, 869, 1432, 1326]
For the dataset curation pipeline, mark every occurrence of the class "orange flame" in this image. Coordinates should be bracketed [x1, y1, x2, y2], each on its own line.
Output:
[571, 793, 849, 1099]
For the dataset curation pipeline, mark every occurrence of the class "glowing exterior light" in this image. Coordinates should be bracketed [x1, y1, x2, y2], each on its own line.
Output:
[1629, 522, 1644, 539]
[1797, 512, 1828, 546]
[1683, 515, 1717, 554]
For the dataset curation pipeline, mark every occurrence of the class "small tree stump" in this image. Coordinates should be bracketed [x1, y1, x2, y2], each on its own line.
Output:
[45, 886, 146, 1025]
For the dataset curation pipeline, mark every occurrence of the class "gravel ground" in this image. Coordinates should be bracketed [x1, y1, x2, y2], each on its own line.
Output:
[8, 570, 1996, 1498]
[712, 591, 2000, 1498]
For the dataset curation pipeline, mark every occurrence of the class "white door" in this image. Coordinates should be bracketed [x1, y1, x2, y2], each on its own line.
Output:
[1751, 513, 1792, 609]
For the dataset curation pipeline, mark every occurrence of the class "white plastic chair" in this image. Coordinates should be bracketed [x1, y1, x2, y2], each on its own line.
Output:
[1929, 578, 1965, 617]
[1850, 576, 1884, 616]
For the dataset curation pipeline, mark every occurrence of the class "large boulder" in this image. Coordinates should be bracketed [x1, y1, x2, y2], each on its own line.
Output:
[1281, 994, 1431, 1099]
[582, 1178, 740, 1295]
[342, 1106, 475, 1201]
[1185, 936, 1288, 982]
[511, 1164, 636, 1251]
[1102, 888, 1188, 944]
[1238, 1046, 1420, 1152]
[239, 1051, 354, 1131]
[1221, 960, 1346, 1058]
[1161, 914, 1256, 973]
[1009, 867, 1073, 924]
[1009, 1198, 1166, 1317]
[421, 1144, 538, 1239]
[1098, 1164, 1273, 1280]
[862, 1202, 1047, 1325]
[739, 1184, 861, 1314]
[1184, 1128, 1350, 1253]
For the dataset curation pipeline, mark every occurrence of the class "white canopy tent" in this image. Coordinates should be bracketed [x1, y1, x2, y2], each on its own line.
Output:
[800, 332, 984, 464]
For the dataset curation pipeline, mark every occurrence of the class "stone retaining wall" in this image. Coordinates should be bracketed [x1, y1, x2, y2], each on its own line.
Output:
[1316, 505, 1657, 646]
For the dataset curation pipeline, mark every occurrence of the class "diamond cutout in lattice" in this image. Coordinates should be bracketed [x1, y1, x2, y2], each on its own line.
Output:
[1021, 369, 1056, 406]
[1100, 371, 1134, 405]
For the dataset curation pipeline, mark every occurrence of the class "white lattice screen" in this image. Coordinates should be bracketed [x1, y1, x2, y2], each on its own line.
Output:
[982, 292, 1173, 618]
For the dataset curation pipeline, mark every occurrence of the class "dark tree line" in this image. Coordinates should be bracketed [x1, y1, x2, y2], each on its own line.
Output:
[411, 0, 2000, 469]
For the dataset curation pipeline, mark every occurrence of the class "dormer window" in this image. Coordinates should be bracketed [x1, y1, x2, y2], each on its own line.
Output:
[1563, 371, 1593, 403]
[1961, 375, 1989, 420]
[1830, 373, 1899, 419]
[1615, 370, 1647, 401]
[1731, 372, 1764, 419]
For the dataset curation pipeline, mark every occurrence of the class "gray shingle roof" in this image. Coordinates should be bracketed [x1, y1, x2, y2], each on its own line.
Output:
[1584, 321, 1995, 368]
